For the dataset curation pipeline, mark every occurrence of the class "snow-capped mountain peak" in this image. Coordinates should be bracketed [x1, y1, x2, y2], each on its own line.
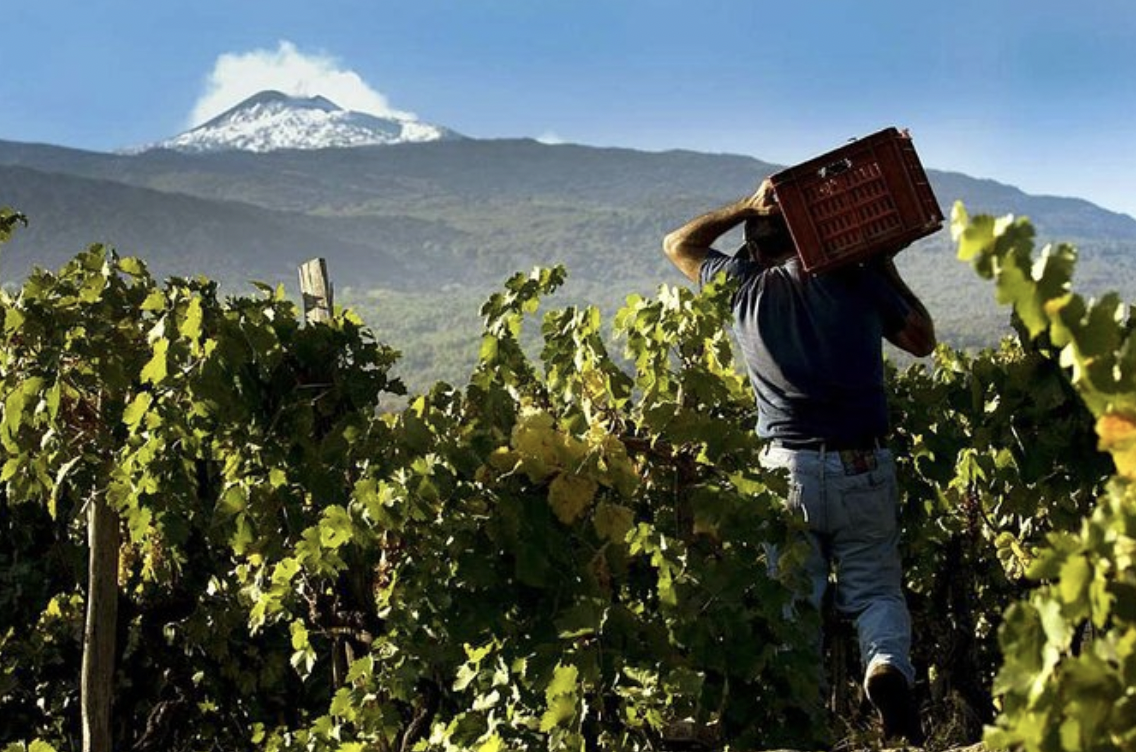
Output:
[138, 90, 463, 154]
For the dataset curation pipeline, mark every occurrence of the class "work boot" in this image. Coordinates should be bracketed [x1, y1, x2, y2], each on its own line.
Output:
[865, 663, 924, 745]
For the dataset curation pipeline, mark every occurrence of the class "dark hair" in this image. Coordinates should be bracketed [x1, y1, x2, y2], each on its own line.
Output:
[743, 214, 795, 263]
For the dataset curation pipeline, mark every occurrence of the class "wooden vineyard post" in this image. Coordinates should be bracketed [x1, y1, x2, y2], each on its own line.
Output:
[81, 493, 119, 752]
[297, 257, 351, 687]
[299, 257, 333, 325]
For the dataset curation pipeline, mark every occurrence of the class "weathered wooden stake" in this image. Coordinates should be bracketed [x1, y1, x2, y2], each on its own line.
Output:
[298, 256, 356, 690]
[299, 257, 333, 325]
[81, 494, 119, 752]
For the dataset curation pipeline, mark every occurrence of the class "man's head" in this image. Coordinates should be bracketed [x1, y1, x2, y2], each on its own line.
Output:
[743, 214, 796, 265]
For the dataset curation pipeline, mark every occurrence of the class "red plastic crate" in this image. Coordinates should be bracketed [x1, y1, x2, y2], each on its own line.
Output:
[770, 127, 943, 274]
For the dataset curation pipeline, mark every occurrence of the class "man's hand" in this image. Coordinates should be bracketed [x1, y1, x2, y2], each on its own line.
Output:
[742, 178, 780, 216]
[663, 178, 779, 283]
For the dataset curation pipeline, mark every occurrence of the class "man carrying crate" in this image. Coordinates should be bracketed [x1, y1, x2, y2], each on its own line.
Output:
[663, 178, 935, 745]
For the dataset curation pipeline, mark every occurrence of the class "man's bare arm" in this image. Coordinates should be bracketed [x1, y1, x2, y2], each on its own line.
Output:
[663, 179, 777, 282]
[879, 256, 936, 357]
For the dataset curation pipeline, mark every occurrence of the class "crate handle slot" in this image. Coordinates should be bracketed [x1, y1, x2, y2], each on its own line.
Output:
[818, 158, 853, 179]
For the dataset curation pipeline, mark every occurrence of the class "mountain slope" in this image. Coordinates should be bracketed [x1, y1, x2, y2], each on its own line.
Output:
[4, 137, 1133, 240]
[0, 164, 435, 285]
[2, 136, 1134, 387]
[135, 90, 464, 154]
[4, 136, 1134, 299]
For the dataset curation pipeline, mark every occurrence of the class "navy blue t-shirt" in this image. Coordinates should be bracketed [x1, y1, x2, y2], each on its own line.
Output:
[700, 250, 910, 444]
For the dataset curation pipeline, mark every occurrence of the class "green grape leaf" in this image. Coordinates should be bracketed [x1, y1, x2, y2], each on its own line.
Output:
[180, 296, 204, 344]
[953, 204, 993, 264]
[319, 505, 354, 549]
[141, 290, 166, 311]
[1057, 555, 1091, 618]
[993, 603, 1045, 696]
[118, 256, 147, 278]
[329, 687, 355, 720]
[540, 662, 579, 731]
[140, 339, 169, 385]
[122, 392, 153, 430]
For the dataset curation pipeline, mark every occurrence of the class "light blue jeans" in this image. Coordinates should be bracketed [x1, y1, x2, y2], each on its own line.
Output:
[760, 443, 915, 688]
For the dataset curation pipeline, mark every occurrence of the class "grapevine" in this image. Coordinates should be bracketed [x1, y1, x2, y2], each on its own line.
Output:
[1, 202, 1131, 751]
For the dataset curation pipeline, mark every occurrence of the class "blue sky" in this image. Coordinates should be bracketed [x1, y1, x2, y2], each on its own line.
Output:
[3, 0, 1135, 218]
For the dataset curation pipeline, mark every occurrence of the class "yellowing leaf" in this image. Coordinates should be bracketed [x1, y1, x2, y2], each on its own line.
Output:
[548, 473, 597, 525]
[1096, 412, 1136, 480]
[593, 503, 634, 543]
[514, 405, 555, 434]
[487, 447, 520, 472]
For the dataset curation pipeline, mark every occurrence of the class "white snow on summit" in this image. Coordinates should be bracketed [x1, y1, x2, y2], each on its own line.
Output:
[137, 90, 463, 153]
